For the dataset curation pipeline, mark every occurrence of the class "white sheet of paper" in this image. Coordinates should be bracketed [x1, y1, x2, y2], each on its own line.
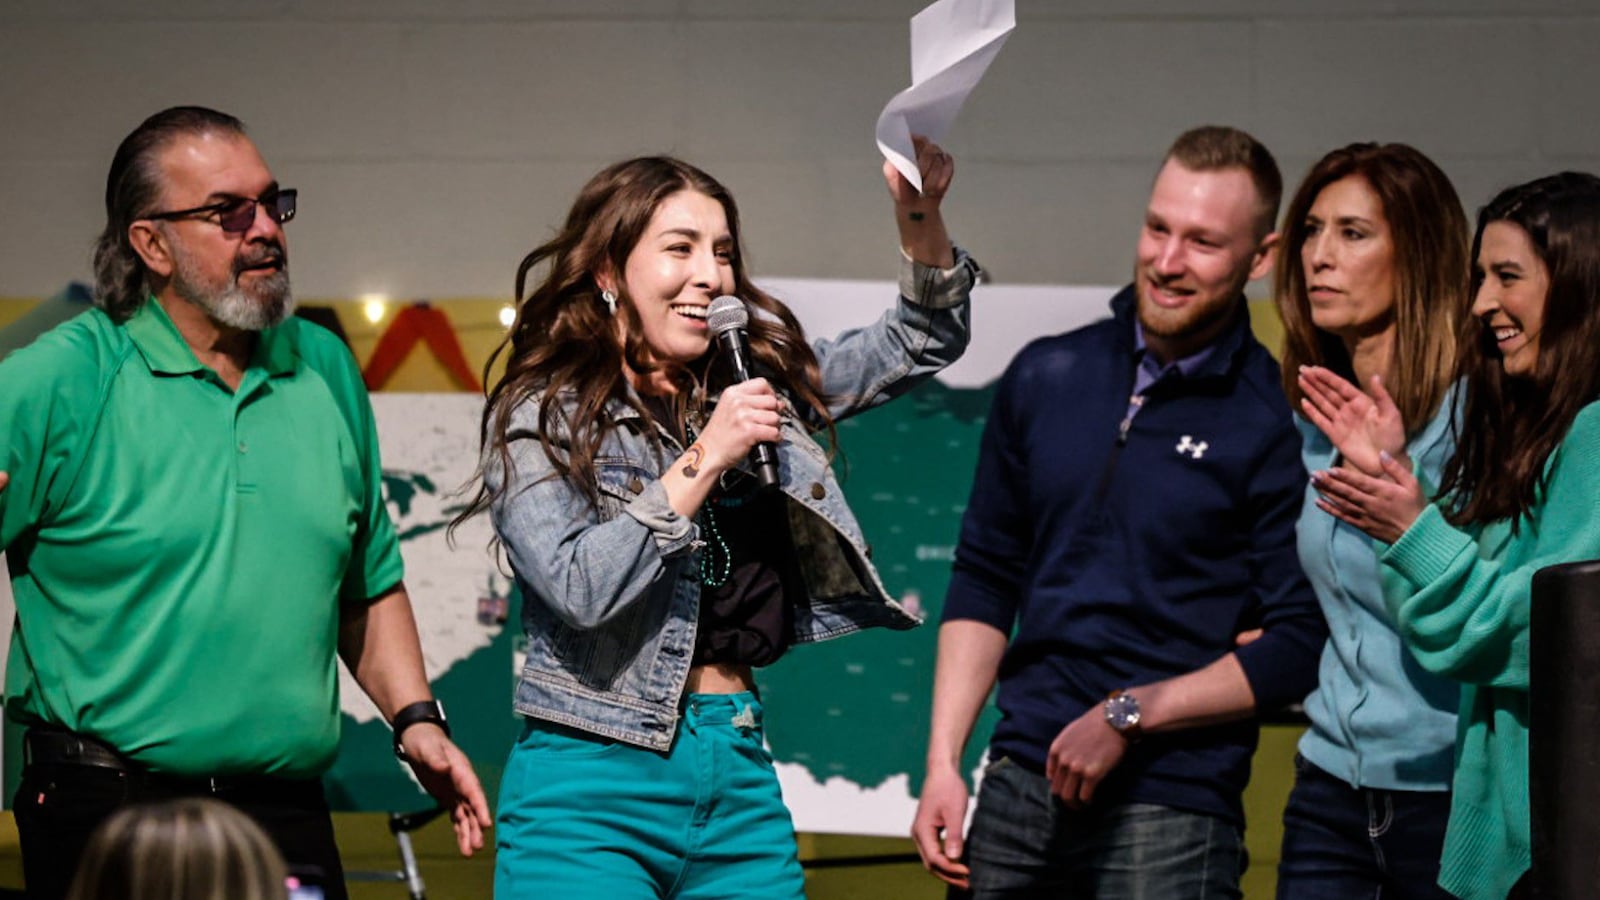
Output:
[876, 0, 1016, 192]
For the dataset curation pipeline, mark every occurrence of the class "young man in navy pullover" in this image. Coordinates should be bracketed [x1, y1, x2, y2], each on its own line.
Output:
[912, 126, 1325, 899]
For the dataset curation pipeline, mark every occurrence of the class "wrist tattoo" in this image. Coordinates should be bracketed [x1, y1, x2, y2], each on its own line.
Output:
[683, 443, 705, 478]
[908, 211, 926, 222]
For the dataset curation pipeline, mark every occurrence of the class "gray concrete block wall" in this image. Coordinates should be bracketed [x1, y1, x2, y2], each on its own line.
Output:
[3, 0, 1599, 300]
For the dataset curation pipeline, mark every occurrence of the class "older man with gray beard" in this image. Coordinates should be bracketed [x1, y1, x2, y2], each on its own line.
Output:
[0, 106, 490, 900]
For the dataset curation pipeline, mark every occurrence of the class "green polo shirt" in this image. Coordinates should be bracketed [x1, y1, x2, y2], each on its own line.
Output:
[0, 299, 403, 777]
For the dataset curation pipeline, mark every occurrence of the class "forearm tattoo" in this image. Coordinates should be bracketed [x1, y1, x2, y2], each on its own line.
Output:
[682, 443, 705, 478]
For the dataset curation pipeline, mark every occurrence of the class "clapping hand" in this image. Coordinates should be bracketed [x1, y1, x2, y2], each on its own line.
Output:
[1298, 366, 1405, 475]
[1311, 450, 1428, 544]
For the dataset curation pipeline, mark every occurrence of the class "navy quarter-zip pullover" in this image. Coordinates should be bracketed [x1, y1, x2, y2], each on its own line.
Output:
[944, 285, 1325, 827]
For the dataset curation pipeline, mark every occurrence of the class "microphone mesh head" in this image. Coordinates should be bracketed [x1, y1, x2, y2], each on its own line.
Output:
[706, 295, 748, 336]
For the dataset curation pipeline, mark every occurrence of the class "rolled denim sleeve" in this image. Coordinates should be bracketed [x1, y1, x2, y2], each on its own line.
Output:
[622, 478, 696, 557]
[807, 247, 977, 424]
[899, 246, 980, 311]
[489, 405, 695, 631]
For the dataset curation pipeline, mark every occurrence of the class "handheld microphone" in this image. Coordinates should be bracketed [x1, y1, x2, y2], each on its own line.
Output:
[707, 295, 781, 489]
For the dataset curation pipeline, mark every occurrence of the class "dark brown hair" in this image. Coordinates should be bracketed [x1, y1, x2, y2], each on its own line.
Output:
[1163, 125, 1282, 237]
[456, 156, 832, 523]
[1441, 171, 1600, 528]
[1275, 143, 1470, 432]
[93, 106, 247, 322]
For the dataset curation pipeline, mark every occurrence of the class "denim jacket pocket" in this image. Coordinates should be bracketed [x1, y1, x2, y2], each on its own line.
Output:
[595, 456, 653, 519]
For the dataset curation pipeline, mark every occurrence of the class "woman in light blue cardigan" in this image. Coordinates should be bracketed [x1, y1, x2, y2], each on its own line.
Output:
[1271, 142, 1472, 899]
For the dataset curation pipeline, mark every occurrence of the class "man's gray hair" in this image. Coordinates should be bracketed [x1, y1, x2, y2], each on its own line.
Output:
[92, 106, 246, 323]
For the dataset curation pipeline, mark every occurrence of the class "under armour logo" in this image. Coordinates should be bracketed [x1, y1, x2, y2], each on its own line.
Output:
[731, 703, 757, 732]
[1176, 435, 1208, 459]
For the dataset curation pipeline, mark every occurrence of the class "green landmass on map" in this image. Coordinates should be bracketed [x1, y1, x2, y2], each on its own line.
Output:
[758, 380, 1000, 793]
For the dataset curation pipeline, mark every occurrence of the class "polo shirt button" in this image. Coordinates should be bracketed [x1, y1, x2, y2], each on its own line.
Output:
[810, 482, 825, 500]
[238, 441, 248, 453]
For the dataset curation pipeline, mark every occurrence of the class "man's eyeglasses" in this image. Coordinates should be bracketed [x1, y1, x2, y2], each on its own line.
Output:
[143, 188, 297, 235]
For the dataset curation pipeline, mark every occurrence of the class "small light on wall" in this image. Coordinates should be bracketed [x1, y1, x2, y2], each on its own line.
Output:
[361, 294, 388, 325]
[499, 304, 517, 328]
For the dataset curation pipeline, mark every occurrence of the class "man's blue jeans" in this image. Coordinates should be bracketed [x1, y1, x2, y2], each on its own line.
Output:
[1275, 754, 1453, 899]
[960, 757, 1246, 899]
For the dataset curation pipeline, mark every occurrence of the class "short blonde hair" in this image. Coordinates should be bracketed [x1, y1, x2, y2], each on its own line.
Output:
[1164, 125, 1283, 238]
[66, 798, 289, 900]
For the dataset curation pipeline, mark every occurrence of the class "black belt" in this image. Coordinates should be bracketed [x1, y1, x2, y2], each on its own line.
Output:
[23, 728, 127, 771]
[23, 728, 322, 799]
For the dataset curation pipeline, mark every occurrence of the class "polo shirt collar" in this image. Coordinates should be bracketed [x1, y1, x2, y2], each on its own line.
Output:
[253, 317, 297, 376]
[125, 297, 204, 375]
[124, 297, 297, 378]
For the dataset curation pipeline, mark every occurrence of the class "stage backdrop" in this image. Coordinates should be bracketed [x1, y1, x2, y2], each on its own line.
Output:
[1, 282, 1285, 836]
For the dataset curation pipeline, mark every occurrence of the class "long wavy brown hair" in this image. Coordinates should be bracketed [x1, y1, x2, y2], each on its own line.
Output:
[1440, 171, 1600, 529]
[456, 156, 833, 524]
[1276, 143, 1470, 434]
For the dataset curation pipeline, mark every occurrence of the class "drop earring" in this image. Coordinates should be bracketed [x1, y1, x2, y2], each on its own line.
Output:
[600, 290, 617, 315]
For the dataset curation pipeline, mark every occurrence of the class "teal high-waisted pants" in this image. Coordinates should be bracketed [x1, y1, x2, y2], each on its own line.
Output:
[494, 692, 805, 899]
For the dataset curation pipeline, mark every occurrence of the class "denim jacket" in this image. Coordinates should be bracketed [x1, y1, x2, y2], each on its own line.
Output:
[490, 250, 977, 750]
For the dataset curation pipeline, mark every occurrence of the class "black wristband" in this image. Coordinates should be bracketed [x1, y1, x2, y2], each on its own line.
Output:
[391, 699, 449, 761]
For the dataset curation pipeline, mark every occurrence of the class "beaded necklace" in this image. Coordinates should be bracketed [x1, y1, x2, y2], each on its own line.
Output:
[696, 502, 733, 588]
[683, 420, 734, 589]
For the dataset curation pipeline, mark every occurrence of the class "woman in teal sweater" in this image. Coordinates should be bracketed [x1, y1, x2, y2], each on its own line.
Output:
[1305, 171, 1600, 900]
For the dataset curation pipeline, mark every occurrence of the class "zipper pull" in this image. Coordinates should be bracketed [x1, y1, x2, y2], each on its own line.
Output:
[1119, 395, 1144, 445]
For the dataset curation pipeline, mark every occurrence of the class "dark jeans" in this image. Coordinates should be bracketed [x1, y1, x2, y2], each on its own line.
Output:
[14, 749, 347, 900]
[1276, 754, 1454, 900]
[958, 757, 1246, 900]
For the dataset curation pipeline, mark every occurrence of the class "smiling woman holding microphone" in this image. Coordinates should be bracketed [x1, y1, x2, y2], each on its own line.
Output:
[456, 138, 977, 899]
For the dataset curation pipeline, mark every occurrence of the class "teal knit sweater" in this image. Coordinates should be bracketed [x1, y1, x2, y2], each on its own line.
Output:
[1379, 400, 1600, 900]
